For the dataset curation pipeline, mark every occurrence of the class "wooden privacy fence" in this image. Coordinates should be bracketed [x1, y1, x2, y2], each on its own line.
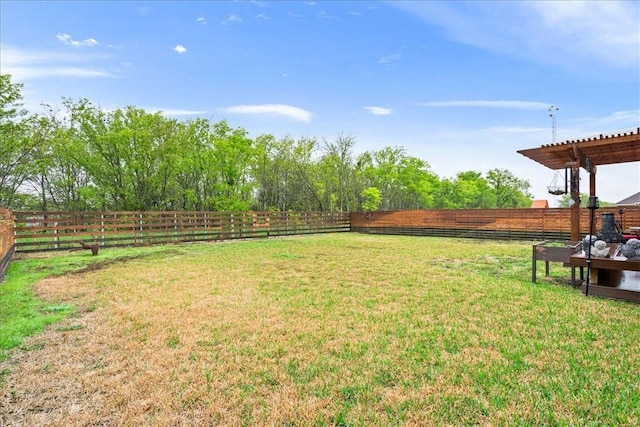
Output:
[13, 210, 351, 253]
[8, 207, 640, 255]
[350, 207, 640, 241]
[0, 208, 16, 281]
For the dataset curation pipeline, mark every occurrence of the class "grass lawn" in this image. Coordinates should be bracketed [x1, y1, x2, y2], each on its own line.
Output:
[1, 233, 639, 426]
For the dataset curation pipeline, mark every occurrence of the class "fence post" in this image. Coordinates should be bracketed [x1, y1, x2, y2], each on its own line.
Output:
[0, 209, 16, 282]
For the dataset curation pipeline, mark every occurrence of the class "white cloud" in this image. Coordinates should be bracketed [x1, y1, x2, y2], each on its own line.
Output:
[530, 1, 639, 67]
[220, 104, 312, 123]
[364, 106, 392, 115]
[0, 44, 114, 80]
[604, 110, 640, 125]
[4, 66, 113, 79]
[389, 1, 640, 69]
[562, 110, 640, 135]
[256, 13, 270, 19]
[316, 10, 338, 19]
[56, 33, 99, 47]
[145, 107, 209, 117]
[2, 45, 90, 65]
[173, 45, 187, 54]
[225, 15, 243, 23]
[378, 51, 402, 64]
[418, 100, 552, 110]
[197, 16, 207, 25]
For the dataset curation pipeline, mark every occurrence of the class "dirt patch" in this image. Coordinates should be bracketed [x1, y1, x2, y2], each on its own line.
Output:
[68, 257, 139, 275]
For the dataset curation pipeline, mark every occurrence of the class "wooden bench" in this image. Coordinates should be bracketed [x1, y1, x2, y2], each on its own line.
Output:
[532, 241, 582, 283]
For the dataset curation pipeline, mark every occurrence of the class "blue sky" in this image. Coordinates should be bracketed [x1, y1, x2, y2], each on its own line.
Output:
[1, 0, 639, 205]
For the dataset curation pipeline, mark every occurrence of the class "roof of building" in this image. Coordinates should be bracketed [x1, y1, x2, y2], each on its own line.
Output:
[616, 192, 640, 206]
[531, 199, 549, 208]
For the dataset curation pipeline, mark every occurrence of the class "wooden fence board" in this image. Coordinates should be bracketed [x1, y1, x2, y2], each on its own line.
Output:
[13, 210, 351, 253]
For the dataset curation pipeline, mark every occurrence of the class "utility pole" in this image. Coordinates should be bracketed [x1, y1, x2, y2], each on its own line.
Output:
[548, 105, 559, 143]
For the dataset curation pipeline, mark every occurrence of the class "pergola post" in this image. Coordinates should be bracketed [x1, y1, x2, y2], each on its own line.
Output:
[589, 169, 597, 200]
[570, 161, 581, 241]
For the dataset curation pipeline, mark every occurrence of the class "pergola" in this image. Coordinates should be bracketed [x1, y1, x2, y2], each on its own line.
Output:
[518, 127, 640, 241]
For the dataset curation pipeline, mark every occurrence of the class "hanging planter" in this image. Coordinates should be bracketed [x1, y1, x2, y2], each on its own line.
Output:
[547, 166, 569, 195]
[547, 186, 566, 195]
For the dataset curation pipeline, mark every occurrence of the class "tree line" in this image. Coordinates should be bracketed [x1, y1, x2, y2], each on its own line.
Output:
[1, 74, 533, 212]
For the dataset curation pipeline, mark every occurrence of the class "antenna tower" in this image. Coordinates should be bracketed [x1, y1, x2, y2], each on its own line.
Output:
[548, 105, 559, 143]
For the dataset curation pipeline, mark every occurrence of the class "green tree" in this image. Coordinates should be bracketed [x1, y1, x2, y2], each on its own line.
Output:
[22, 115, 55, 211]
[557, 193, 615, 208]
[357, 146, 438, 210]
[171, 118, 212, 210]
[68, 101, 181, 210]
[1, 81, 540, 213]
[317, 134, 357, 211]
[486, 168, 532, 208]
[357, 147, 402, 210]
[360, 187, 382, 211]
[208, 120, 255, 211]
[432, 178, 457, 209]
[24, 104, 97, 211]
[449, 171, 496, 209]
[396, 156, 439, 209]
[0, 74, 41, 209]
[253, 135, 320, 211]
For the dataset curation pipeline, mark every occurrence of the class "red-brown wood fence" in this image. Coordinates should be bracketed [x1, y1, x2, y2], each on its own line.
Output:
[350, 207, 640, 241]
[2, 207, 639, 279]
[12, 210, 351, 253]
[0, 208, 15, 281]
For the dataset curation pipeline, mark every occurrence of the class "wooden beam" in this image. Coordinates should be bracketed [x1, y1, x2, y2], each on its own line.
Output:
[572, 145, 597, 174]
